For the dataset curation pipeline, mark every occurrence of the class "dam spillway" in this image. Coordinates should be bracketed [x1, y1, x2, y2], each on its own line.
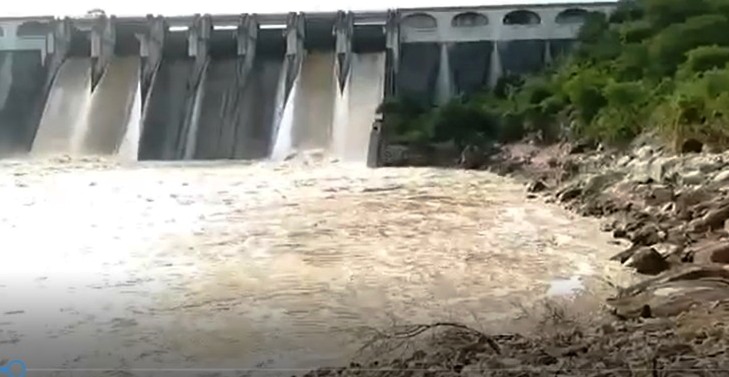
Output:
[0, 2, 616, 164]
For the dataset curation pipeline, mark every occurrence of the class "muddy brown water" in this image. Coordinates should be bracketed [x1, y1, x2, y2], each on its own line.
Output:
[0, 155, 632, 375]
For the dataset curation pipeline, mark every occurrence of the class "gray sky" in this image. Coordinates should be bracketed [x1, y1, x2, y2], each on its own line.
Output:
[4, 0, 604, 18]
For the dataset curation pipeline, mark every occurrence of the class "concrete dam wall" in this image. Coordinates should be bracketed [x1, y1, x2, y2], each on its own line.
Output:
[0, 2, 615, 163]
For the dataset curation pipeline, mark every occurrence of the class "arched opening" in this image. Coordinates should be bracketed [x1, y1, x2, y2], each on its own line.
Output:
[17, 21, 49, 37]
[451, 12, 488, 27]
[401, 13, 438, 29]
[555, 8, 589, 24]
[503, 10, 541, 25]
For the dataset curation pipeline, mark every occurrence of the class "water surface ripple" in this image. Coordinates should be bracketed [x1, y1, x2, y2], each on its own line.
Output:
[0, 157, 628, 373]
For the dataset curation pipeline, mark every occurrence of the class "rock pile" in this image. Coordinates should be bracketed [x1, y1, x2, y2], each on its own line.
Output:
[515, 141, 729, 320]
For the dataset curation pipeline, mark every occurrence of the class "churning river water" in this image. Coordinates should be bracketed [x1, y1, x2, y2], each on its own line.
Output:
[0, 155, 631, 376]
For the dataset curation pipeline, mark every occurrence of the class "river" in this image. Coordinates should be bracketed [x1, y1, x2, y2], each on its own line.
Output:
[0, 154, 631, 375]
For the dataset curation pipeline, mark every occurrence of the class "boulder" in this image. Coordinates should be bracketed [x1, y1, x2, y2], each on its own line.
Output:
[583, 172, 625, 197]
[610, 245, 639, 263]
[630, 223, 663, 246]
[557, 185, 582, 202]
[607, 264, 729, 319]
[713, 169, 729, 183]
[647, 156, 680, 183]
[624, 246, 670, 275]
[459, 145, 484, 170]
[616, 155, 633, 167]
[382, 145, 409, 166]
[681, 171, 704, 186]
[645, 185, 674, 206]
[693, 241, 729, 264]
[689, 201, 729, 233]
[635, 145, 655, 160]
[526, 179, 548, 193]
[569, 139, 596, 154]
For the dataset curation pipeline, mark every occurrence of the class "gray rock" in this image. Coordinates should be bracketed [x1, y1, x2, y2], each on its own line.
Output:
[648, 156, 680, 183]
[625, 247, 670, 275]
[653, 243, 682, 258]
[631, 223, 663, 246]
[616, 155, 633, 167]
[382, 145, 409, 166]
[557, 185, 582, 202]
[527, 179, 548, 193]
[713, 169, 729, 183]
[685, 155, 725, 174]
[459, 145, 484, 169]
[681, 171, 704, 186]
[693, 241, 729, 264]
[635, 145, 655, 160]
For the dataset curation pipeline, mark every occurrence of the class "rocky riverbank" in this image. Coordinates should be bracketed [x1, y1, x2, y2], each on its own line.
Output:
[301, 139, 729, 377]
[489, 137, 729, 317]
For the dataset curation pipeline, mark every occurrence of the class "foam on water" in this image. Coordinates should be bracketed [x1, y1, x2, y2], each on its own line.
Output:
[0, 159, 635, 370]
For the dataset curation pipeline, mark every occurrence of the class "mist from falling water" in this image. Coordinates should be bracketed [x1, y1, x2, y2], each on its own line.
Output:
[435, 44, 452, 105]
[118, 80, 142, 161]
[290, 52, 336, 152]
[32, 58, 93, 155]
[488, 42, 503, 88]
[331, 60, 350, 160]
[340, 53, 386, 162]
[80, 57, 140, 156]
[270, 70, 299, 161]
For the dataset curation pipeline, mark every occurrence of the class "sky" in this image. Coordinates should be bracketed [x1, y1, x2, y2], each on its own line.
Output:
[3, 0, 606, 18]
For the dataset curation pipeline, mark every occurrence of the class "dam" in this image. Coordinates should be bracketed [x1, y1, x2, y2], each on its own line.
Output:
[0, 2, 615, 163]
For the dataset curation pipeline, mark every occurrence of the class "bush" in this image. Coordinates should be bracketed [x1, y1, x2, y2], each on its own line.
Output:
[683, 46, 729, 74]
[431, 99, 500, 148]
[380, 0, 729, 152]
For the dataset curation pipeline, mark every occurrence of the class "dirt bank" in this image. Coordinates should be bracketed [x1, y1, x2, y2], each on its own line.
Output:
[302, 139, 729, 376]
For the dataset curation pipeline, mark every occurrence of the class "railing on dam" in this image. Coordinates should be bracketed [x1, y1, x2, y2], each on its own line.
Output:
[0, 1, 616, 163]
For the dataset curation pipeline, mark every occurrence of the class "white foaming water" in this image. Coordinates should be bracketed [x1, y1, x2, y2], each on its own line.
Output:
[32, 58, 93, 155]
[273, 51, 386, 163]
[0, 159, 635, 371]
[118, 79, 142, 161]
[435, 43, 453, 105]
[291, 52, 336, 151]
[331, 59, 351, 160]
[270, 60, 289, 150]
[341, 52, 386, 163]
[80, 57, 140, 156]
[489, 41, 503, 88]
[270, 70, 299, 161]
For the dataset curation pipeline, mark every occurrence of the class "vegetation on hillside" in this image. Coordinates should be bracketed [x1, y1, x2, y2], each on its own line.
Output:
[379, 0, 729, 151]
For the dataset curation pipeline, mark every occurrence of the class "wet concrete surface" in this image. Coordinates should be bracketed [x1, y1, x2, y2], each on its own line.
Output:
[0, 155, 630, 375]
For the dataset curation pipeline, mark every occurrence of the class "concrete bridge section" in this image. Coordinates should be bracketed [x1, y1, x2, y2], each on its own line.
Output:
[0, 1, 615, 163]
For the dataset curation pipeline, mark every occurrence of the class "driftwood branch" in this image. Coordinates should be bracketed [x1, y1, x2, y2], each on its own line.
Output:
[357, 322, 501, 356]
